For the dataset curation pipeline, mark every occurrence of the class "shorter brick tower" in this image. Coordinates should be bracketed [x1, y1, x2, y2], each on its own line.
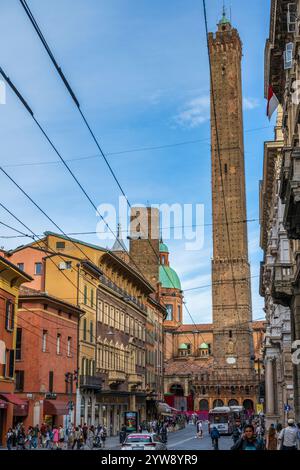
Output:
[129, 207, 160, 288]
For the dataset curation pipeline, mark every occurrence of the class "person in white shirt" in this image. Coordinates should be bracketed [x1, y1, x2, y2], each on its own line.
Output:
[278, 419, 299, 451]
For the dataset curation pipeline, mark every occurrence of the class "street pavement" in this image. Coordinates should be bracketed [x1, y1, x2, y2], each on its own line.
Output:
[107, 422, 233, 451]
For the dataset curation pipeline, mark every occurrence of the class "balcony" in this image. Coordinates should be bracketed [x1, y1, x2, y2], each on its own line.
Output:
[282, 148, 300, 239]
[80, 375, 102, 391]
[269, 326, 282, 342]
[108, 371, 126, 384]
[271, 263, 293, 306]
[128, 373, 143, 385]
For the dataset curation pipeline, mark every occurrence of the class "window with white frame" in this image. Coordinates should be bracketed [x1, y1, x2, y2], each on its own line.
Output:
[67, 336, 72, 357]
[42, 330, 48, 352]
[56, 334, 61, 355]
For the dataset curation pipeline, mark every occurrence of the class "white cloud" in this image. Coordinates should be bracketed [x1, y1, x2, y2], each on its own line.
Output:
[243, 97, 260, 110]
[174, 95, 210, 128]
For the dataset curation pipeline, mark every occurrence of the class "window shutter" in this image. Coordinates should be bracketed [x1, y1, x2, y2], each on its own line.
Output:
[9, 349, 15, 378]
[11, 303, 15, 330]
[284, 42, 294, 70]
[5, 301, 10, 330]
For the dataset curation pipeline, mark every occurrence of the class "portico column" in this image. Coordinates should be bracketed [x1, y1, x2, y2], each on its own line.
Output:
[91, 395, 96, 425]
[129, 393, 136, 411]
[265, 358, 275, 415]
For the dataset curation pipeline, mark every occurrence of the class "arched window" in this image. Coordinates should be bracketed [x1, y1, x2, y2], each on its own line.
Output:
[170, 384, 184, 397]
[228, 399, 239, 407]
[243, 399, 254, 412]
[213, 399, 224, 408]
[199, 399, 209, 411]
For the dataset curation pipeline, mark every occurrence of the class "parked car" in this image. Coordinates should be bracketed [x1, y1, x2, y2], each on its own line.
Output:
[121, 433, 167, 450]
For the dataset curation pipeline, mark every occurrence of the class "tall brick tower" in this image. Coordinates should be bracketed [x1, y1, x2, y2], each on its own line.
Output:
[209, 13, 254, 373]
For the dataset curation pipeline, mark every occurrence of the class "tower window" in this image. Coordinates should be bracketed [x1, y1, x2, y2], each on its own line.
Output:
[224, 163, 228, 174]
[166, 305, 173, 321]
[229, 330, 232, 338]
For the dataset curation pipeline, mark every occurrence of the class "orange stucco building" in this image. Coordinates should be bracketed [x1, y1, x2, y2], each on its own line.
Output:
[0, 256, 32, 446]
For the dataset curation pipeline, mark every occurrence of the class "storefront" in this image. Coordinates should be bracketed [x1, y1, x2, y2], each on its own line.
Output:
[0, 400, 8, 446]
[0, 394, 28, 427]
[43, 399, 70, 427]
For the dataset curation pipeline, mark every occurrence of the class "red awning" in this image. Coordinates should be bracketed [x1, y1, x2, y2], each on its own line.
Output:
[44, 400, 69, 416]
[0, 399, 8, 409]
[0, 394, 28, 416]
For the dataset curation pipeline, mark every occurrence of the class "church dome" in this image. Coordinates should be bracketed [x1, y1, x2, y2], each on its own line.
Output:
[178, 343, 188, 350]
[159, 242, 169, 253]
[199, 342, 209, 349]
[159, 265, 181, 290]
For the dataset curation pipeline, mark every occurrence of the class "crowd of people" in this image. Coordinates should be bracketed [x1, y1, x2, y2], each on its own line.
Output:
[5, 415, 186, 450]
[5, 422, 108, 450]
[209, 417, 300, 451]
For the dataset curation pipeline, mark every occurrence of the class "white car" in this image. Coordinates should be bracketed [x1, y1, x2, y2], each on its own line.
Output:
[121, 433, 167, 450]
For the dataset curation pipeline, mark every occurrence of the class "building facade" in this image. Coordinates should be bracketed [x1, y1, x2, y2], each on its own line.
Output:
[264, 0, 300, 421]
[0, 256, 32, 446]
[164, 322, 265, 415]
[4, 231, 165, 434]
[260, 108, 294, 426]
[15, 288, 82, 429]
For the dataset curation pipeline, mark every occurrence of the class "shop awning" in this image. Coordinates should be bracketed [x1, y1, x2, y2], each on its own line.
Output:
[157, 402, 173, 416]
[0, 394, 28, 416]
[44, 400, 69, 416]
[0, 399, 8, 409]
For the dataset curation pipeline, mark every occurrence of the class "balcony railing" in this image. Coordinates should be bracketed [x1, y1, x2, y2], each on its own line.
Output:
[272, 263, 293, 305]
[108, 371, 126, 384]
[128, 373, 143, 385]
[99, 276, 147, 312]
[80, 375, 103, 391]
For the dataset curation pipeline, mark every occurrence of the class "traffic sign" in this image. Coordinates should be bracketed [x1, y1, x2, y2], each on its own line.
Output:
[284, 404, 291, 412]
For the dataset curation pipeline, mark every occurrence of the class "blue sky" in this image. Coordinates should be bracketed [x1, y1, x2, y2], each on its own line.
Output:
[0, 0, 273, 323]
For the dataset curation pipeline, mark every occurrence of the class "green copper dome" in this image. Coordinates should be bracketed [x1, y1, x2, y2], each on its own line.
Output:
[179, 343, 188, 350]
[199, 342, 209, 349]
[159, 242, 169, 253]
[220, 14, 230, 24]
[159, 265, 181, 290]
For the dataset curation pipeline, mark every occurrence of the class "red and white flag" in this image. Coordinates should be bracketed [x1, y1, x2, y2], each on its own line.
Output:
[267, 85, 279, 120]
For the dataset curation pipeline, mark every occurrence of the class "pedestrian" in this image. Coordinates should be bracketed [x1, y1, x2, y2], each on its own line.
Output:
[278, 419, 299, 451]
[16, 426, 26, 450]
[266, 425, 277, 450]
[52, 425, 59, 450]
[87, 426, 94, 449]
[58, 425, 65, 449]
[67, 424, 74, 449]
[100, 426, 107, 448]
[232, 424, 242, 444]
[231, 424, 265, 451]
[297, 423, 300, 450]
[196, 420, 203, 439]
[31, 425, 39, 449]
[210, 426, 220, 450]
[82, 422, 88, 444]
[72, 426, 81, 450]
[6, 428, 14, 450]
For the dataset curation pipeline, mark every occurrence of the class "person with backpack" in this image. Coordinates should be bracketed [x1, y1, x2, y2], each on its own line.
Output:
[16, 426, 26, 450]
[278, 419, 299, 451]
[231, 424, 265, 451]
[210, 426, 220, 450]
